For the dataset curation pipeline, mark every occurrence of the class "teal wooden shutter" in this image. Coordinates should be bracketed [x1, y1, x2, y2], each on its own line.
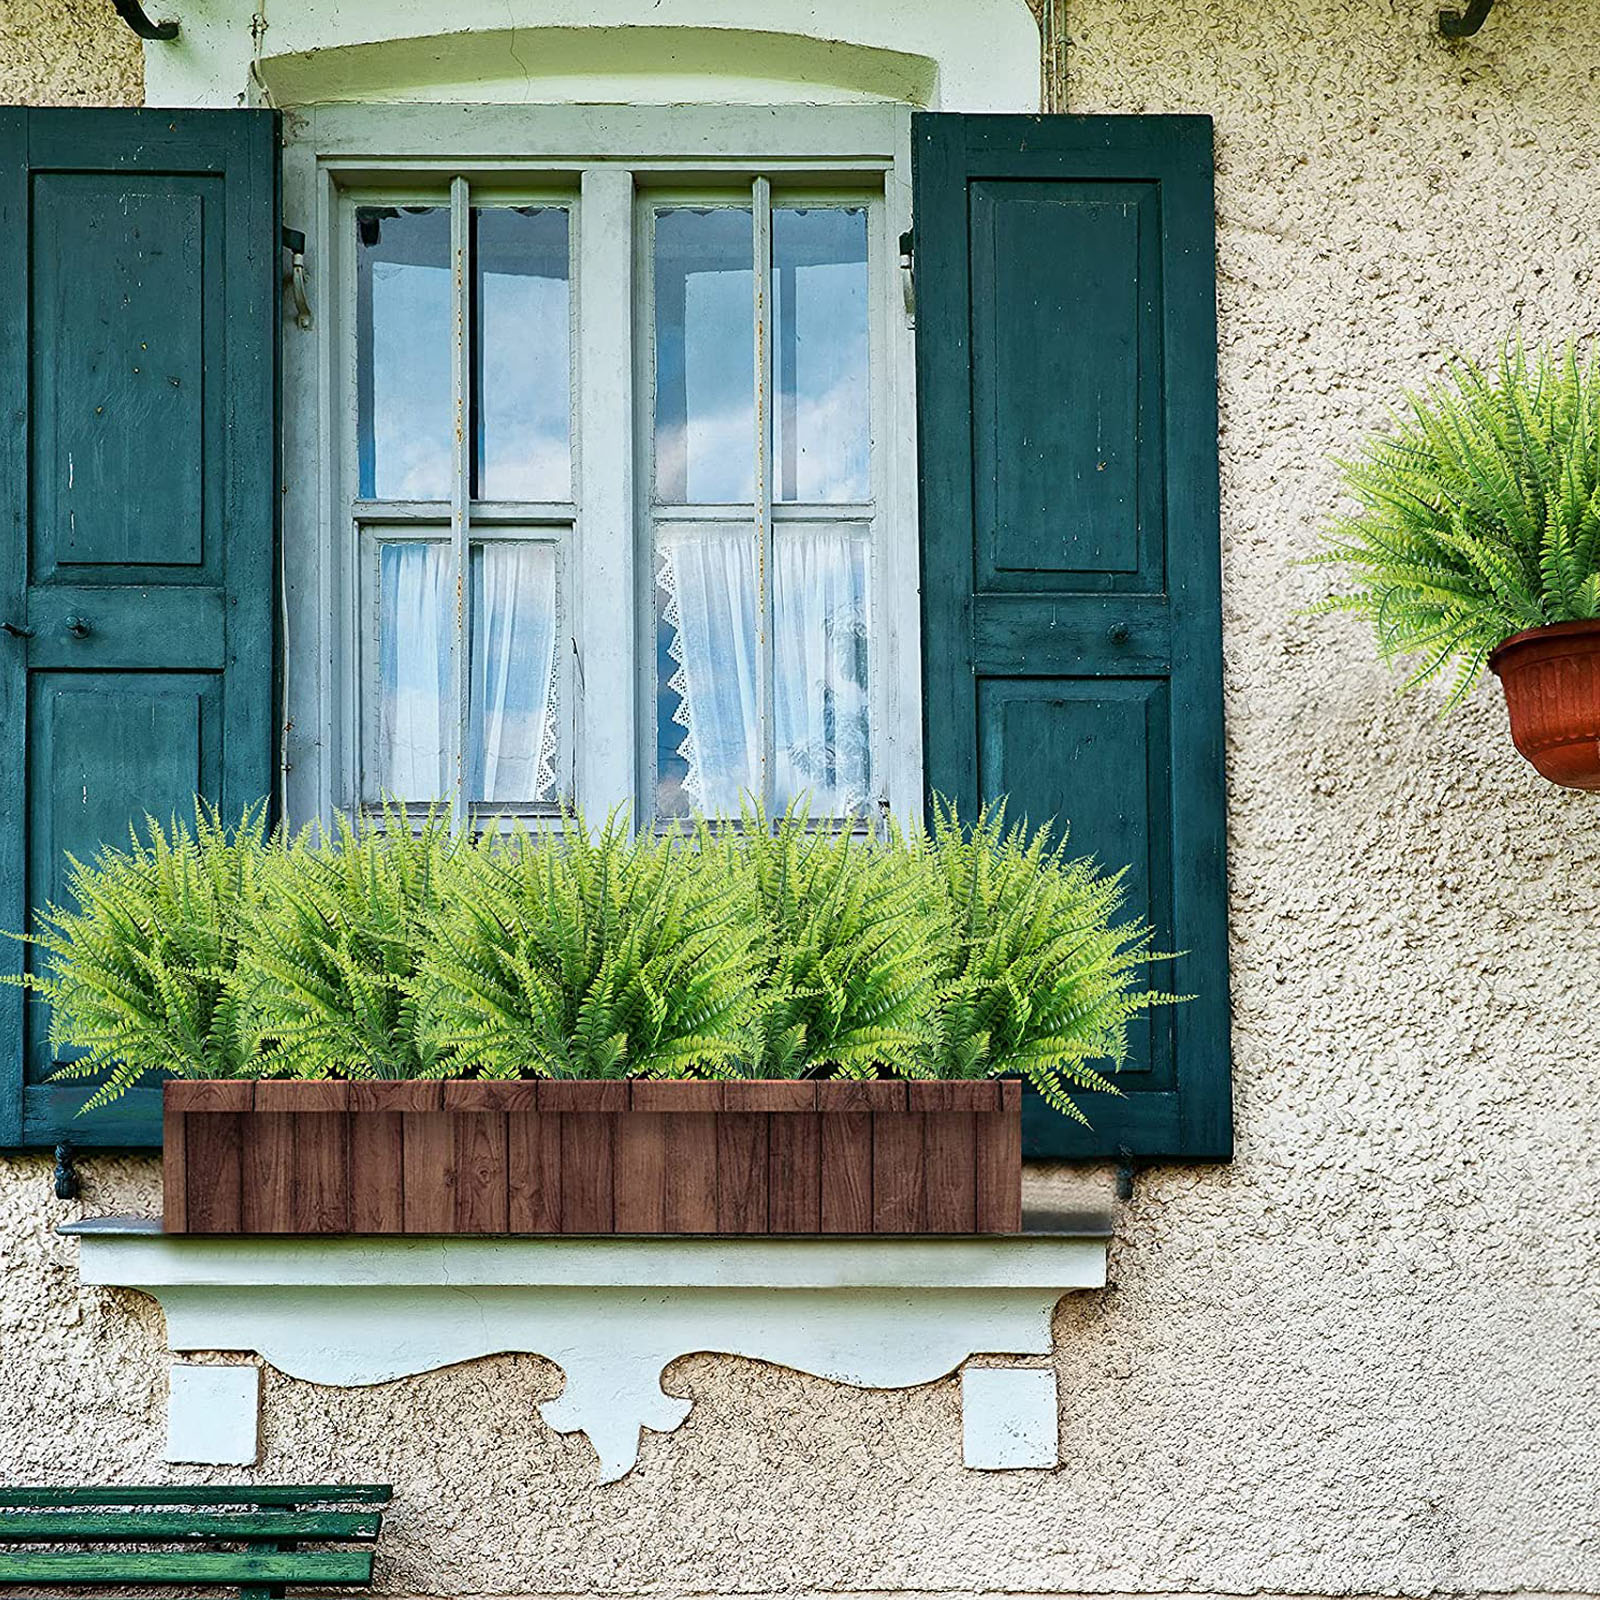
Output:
[0, 108, 279, 1150]
[913, 113, 1231, 1162]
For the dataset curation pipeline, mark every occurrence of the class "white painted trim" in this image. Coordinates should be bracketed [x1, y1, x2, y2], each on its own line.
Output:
[165, 1363, 261, 1466]
[141, 4, 1040, 116]
[280, 105, 922, 828]
[576, 167, 637, 809]
[71, 1225, 1106, 1483]
[961, 1366, 1059, 1470]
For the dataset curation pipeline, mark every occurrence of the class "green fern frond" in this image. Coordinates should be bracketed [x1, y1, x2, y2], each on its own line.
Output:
[1312, 338, 1600, 710]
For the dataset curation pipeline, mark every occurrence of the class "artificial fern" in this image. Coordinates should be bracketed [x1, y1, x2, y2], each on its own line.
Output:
[17, 798, 1179, 1126]
[925, 801, 1175, 1123]
[4, 805, 268, 1108]
[412, 812, 767, 1079]
[1311, 340, 1600, 707]
[233, 807, 455, 1079]
[741, 803, 947, 1078]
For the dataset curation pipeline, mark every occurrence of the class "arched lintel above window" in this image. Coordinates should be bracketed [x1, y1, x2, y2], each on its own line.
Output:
[144, 1, 1042, 113]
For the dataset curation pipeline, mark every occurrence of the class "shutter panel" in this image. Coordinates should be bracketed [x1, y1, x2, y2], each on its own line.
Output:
[913, 114, 1231, 1162]
[0, 108, 279, 1150]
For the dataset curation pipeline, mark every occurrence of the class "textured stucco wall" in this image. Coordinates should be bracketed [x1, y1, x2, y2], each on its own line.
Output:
[2, 1, 1598, 1598]
[0, 0, 138, 104]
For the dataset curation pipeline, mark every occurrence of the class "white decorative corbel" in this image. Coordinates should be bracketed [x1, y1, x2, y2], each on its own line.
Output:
[68, 1221, 1107, 1482]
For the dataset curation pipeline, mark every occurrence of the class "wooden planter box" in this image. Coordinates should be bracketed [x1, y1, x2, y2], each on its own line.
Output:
[162, 1079, 1022, 1237]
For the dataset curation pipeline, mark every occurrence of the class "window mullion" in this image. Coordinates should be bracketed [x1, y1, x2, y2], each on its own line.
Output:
[753, 177, 775, 814]
[448, 174, 472, 829]
[578, 167, 637, 816]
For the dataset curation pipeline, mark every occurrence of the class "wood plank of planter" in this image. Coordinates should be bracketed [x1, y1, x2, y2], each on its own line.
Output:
[871, 1104, 927, 1235]
[721, 1081, 817, 1113]
[976, 1079, 1023, 1233]
[921, 1109, 978, 1232]
[442, 1083, 513, 1233]
[627, 1083, 720, 1234]
[166, 1081, 252, 1234]
[456, 1082, 557, 1234]
[715, 1109, 768, 1233]
[347, 1081, 436, 1233]
[768, 1114, 821, 1234]
[906, 1081, 1002, 1113]
[250, 1082, 350, 1233]
[540, 1081, 625, 1233]
[508, 1107, 561, 1234]
[613, 1107, 667, 1232]
[385, 1082, 448, 1234]
[818, 1081, 902, 1233]
[669, 1111, 719, 1232]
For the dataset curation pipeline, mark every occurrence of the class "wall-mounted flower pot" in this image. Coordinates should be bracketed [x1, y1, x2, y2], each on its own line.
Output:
[161, 1078, 1023, 1238]
[1489, 618, 1600, 789]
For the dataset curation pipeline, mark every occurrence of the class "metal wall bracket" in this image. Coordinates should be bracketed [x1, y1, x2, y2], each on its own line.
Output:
[110, 0, 180, 41]
[1115, 1147, 1139, 1202]
[1439, 0, 1494, 37]
[53, 1143, 80, 1202]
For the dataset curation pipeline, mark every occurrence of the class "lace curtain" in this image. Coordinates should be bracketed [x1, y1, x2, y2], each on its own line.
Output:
[661, 526, 871, 817]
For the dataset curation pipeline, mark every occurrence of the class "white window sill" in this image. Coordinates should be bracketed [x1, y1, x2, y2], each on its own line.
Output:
[65, 1216, 1109, 1481]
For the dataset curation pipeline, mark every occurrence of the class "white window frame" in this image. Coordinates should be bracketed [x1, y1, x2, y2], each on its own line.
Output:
[280, 104, 922, 831]
[341, 178, 579, 826]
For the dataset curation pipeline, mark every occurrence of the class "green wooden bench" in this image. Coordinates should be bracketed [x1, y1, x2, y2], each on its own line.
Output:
[0, 1485, 391, 1598]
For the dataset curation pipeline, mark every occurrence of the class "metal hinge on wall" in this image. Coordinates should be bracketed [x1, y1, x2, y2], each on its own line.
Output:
[899, 229, 915, 321]
[282, 227, 312, 330]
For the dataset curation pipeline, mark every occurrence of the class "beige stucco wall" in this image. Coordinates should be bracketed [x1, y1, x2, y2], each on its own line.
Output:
[1, 0, 1597, 1597]
[0, 0, 137, 104]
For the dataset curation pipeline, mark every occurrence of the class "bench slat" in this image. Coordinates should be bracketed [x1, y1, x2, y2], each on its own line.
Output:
[0, 1550, 375, 1584]
[0, 1512, 381, 1542]
[0, 1486, 390, 1510]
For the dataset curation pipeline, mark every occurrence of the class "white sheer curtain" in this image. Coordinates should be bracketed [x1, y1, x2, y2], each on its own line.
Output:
[379, 542, 451, 800]
[379, 539, 560, 805]
[660, 524, 870, 818]
[470, 542, 560, 803]
[660, 526, 759, 815]
[773, 530, 871, 814]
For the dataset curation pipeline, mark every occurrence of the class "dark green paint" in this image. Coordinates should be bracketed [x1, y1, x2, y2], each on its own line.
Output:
[0, 1487, 392, 1508]
[0, 1512, 381, 1541]
[0, 1551, 373, 1584]
[913, 114, 1232, 1161]
[0, 108, 279, 1151]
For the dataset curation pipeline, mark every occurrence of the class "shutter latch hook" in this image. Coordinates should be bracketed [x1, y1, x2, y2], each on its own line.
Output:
[283, 227, 312, 331]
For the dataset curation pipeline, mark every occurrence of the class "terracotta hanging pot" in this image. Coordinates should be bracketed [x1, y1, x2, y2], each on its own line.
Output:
[1488, 618, 1600, 789]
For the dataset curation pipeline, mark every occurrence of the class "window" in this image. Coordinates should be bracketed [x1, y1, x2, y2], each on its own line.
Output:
[648, 194, 875, 820]
[349, 189, 576, 817]
[312, 115, 917, 829]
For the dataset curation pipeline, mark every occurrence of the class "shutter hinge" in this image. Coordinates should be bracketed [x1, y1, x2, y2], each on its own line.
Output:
[282, 226, 312, 331]
[898, 229, 915, 321]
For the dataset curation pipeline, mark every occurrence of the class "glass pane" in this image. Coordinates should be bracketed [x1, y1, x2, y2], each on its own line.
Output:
[653, 208, 754, 505]
[378, 541, 452, 800]
[474, 208, 572, 502]
[654, 521, 758, 817]
[356, 206, 452, 500]
[773, 526, 871, 816]
[773, 208, 871, 503]
[470, 542, 560, 804]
